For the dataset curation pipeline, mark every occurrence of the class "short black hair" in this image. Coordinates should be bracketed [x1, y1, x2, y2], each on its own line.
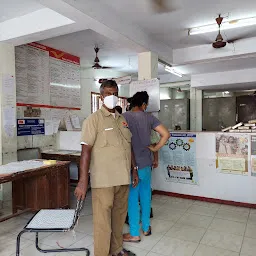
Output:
[130, 91, 149, 107]
[115, 106, 122, 114]
[100, 80, 118, 95]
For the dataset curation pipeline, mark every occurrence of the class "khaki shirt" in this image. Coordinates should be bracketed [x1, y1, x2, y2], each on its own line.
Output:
[81, 107, 132, 188]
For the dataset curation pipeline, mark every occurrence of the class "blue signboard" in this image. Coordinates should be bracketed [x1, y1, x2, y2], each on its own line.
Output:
[17, 119, 45, 136]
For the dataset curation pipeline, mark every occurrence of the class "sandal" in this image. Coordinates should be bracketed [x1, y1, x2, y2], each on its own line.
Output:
[143, 226, 152, 236]
[123, 233, 141, 243]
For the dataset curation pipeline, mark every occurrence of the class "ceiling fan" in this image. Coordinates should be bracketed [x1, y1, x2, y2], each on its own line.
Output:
[212, 15, 227, 49]
[91, 46, 113, 69]
[212, 14, 242, 49]
[150, 0, 176, 13]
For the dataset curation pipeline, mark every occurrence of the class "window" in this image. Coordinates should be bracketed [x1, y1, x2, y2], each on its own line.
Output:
[91, 92, 128, 113]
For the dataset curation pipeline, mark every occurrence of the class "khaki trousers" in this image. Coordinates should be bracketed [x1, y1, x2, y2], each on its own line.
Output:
[92, 185, 129, 256]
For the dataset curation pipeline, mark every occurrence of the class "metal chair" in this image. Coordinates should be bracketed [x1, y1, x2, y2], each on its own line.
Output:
[16, 200, 90, 256]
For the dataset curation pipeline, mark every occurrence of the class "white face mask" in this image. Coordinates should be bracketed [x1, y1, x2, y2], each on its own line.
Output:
[104, 95, 118, 109]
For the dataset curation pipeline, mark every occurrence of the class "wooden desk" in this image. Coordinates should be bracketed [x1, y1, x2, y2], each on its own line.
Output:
[41, 150, 81, 182]
[0, 160, 70, 222]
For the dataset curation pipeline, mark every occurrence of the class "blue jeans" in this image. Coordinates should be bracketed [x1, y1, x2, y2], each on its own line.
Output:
[128, 166, 152, 237]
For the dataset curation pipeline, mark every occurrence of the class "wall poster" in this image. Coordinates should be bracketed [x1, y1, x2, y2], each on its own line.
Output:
[216, 133, 249, 175]
[160, 133, 198, 185]
[251, 136, 256, 176]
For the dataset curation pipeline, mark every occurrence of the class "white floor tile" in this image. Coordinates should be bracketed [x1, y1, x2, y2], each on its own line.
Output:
[187, 205, 218, 217]
[39, 231, 86, 248]
[162, 201, 193, 211]
[150, 219, 175, 235]
[245, 223, 256, 239]
[15, 244, 57, 256]
[3, 194, 256, 256]
[218, 205, 250, 214]
[124, 232, 163, 251]
[0, 217, 28, 235]
[248, 212, 256, 224]
[151, 236, 198, 256]
[147, 253, 163, 256]
[215, 209, 249, 223]
[0, 232, 33, 256]
[176, 212, 213, 229]
[241, 237, 256, 256]
[166, 197, 195, 204]
[154, 208, 185, 222]
[69, 235, 94, 255]
[165, 224, 206, 243]
[193, 244, 239, 256]
[192, 201, 221, 210]
[22, 231, 53, 241]
[75, 215, 94, 235]
[200, 230, 243, 252]
[208, 218, 246, 236]
[151, 199, 167, 208]
[152, 195, 169, 202]
[123, 245, 149, 256]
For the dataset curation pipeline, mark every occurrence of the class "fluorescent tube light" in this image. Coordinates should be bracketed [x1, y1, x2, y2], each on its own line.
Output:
[189, 16, 256, 35]
[165, 66, 183, 77]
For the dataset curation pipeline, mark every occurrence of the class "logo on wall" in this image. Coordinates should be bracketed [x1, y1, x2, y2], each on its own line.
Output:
[50, 51, 65, 59]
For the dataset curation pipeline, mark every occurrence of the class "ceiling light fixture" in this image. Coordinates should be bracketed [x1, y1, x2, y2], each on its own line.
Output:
[189, 16, 256, 35]
[165, 65, 183, 77]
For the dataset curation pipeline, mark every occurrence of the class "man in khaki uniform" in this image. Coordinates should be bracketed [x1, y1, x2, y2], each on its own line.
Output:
[75, 80, 138, 256]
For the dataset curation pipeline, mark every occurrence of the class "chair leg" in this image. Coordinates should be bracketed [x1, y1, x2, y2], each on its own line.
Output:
[35, 232, 90, 255]
[16, 230, 28, 256]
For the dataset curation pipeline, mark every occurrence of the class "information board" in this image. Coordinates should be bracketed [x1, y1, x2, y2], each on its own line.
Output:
[15, 42, 81, 108]
[130, 78, 160, 112]
[215, 133, 249, 175]
[17, 119, 45, 136]
[160, 133, 198, 185]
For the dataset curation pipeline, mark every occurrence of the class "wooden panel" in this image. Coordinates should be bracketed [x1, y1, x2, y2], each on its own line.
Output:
[57, 166, 70, 208]
[1, 161, 70, 221]
[49, 168, 58, 208]
[24, 177, 37, 210]
[12, 180, 25, 213]
[36, 174, 50, 209]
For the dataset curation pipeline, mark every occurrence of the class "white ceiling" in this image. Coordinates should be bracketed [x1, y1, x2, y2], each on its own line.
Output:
[101, 0, 256, 49]
[39, 29, 184, 81]
[0, 0, 43, 22]
[39, 29, 138, 70]
[3, 0, 256, 86]
[175, 56, 256, 75]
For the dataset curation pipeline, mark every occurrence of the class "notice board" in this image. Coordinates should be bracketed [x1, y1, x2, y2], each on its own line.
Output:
[15, 42, 81, 108]
[130, 78, 160, 112]
[17, 119, 45, 136]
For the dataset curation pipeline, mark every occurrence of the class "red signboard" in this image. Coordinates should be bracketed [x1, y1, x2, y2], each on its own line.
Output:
[28, 42, 80, 65]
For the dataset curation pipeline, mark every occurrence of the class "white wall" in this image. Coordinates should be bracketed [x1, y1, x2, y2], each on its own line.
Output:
[60, 130, 256, 204]
[152, 132, 256, 204]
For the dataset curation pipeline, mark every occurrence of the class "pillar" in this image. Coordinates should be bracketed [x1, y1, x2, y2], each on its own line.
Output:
[0, 43, 17, 207]
[138, 52, 158, 80]
[138, 52, 158, 117]
[190, 87, 202, 131]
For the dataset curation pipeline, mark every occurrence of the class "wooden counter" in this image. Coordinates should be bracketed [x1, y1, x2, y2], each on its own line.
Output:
[41, 150, 81, 182]
[0, 160, 70, 221]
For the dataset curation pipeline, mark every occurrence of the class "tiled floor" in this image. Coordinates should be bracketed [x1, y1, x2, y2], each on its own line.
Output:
[1, 190, 256, 256]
